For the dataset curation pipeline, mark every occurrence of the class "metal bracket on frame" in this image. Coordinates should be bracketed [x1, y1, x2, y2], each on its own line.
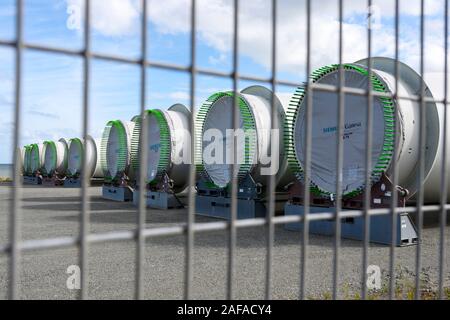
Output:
[284, 173, 418, 246]
[133, 173, 184, 209]
[195, 173, 267, 220]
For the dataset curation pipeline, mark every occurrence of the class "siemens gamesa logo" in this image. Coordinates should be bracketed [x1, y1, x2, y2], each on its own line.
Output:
[322, 122, 362, 133]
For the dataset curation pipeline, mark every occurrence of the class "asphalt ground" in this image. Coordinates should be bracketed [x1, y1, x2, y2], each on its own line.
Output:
[0, 184, 449, 299]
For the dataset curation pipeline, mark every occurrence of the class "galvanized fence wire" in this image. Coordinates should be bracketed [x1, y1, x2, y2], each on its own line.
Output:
[136, 0, 148, 300]
[265, 0, 277, 300]
[299, 0, 312, 301]
[362, 0, 374, 300]
[388, 0, 401, 300]
[439, 0, 449, 301]
[184, 0, 196, 300]
[334, 0, 344, 300]
[9, 0, 23, 301]
[1, 0, 448, 300]
[227, 0, 239, 300]
[415, 0, 426, 300]
[79, 0, 91, 300]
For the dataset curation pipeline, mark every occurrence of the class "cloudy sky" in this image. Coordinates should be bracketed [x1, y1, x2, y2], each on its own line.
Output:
[0, 0, 448, 163]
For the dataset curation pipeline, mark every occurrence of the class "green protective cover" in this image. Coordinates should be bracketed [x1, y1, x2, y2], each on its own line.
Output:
[100, 120, 128, 182]
[29, 143, 41, 174]
[42, 140, 56, 176]
[130, 109, 171, 185]
[23, 145, 32, 175]
[67, 138, 83, 178]
[195, 91, 257, 189]
[284, 64, 395, 198]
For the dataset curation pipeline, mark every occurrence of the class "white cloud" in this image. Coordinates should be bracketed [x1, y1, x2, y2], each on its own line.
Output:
[66, 0, 140, 36]
[208, 53, 228, 66]
[65, 0, 449, 76]
[170, 91, 190, 100]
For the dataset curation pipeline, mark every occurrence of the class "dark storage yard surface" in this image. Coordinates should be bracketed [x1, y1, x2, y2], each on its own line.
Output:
[0, 185, 449, 299]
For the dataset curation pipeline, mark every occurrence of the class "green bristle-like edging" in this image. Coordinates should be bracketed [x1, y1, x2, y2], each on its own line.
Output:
[195, 92, 257, 189]
[130, 109, 171, 184]
[284, 64, 396, 199]
[100, 120, 128, 182]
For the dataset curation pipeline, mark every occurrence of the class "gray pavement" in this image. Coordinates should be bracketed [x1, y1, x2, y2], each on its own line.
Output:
[0, 184, 449, 300]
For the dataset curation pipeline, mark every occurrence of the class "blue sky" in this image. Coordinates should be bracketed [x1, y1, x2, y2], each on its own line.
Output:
[0, 0, 448, 163]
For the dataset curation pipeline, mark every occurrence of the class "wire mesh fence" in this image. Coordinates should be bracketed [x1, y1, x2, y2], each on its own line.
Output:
[0, 0, 448, 300]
